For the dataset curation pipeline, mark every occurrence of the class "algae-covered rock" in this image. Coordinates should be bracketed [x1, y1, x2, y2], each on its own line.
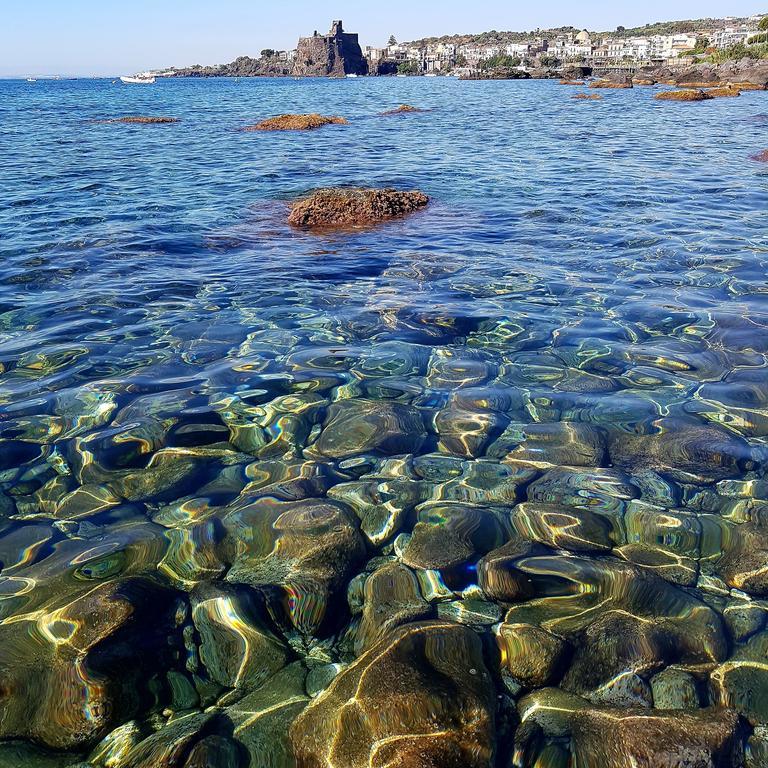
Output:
[651, 667, 701, 710]
[288, 188, 429, 229]
[227, 663, 310, 768]
[354, 562, 433, 653]
[381, 104, 425, 115]
[191, 584, 288, 691]
[290, 621, 496, 768]
[0, 578, 178, 750]
[401, 502, 508, 571]
[512, 502, 614, 553]
[101, 116, 180, 124]
[655, 89, 712, 101]
[225, 498, 366, 634]
[517, 688, 744, 767]
[314, 398, 426, 459]
[497, 623, 569, 689]
[245, 114, 349, 131]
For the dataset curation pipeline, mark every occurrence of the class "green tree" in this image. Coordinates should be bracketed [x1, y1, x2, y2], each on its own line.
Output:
[388, 35, 398, 46]
[759, 16, 768, 31]
[480, 54, 522, 70]
[397, 60, 421, 75]
[261, 49, 275, 58]
[693, 36, 710, 53]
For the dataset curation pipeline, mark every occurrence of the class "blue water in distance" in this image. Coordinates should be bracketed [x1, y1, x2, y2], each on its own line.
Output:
[1, 76, 768, 763]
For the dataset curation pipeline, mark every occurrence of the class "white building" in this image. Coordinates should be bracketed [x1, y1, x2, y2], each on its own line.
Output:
[711, 27, 759, 48]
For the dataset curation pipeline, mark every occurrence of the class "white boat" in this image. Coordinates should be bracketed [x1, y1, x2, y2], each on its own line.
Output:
[346, 73, 358, 78]
[26, 78, 37, 83]
[120, 74, 156, 85]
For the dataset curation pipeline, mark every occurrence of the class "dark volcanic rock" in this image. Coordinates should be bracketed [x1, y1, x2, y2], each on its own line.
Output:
[290, 621, 496, 768]
[293, 20, 368, 77]
[288, 188, 429, 229]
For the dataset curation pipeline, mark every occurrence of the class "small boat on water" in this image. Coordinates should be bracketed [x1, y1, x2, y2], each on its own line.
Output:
[346, 73, 358, 78]
[120, 74, 156, 85]
[26, 78, 37, 83]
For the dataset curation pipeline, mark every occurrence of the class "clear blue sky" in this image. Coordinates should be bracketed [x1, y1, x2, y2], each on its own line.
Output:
[1, 1, 765, 76]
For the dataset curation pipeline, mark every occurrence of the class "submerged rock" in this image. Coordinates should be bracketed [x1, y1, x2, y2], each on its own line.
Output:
[401, 502, 508, 572]
[517, 688, 745, 767]
[287, 188, 429, 229]
[245, 114, 349, 131]
[651, 667, 701, 710]
[0, 578, 178, 750]
[314, 398, 426, 459]
[224, 498, 366, 634]
[609, 419, 754, 483]
[191, 584, 288, 691]
[559, 79, 585, 85]
[572, 93, 602, 100]
[752, 150, 768, 162]
[512, 502, 614, 553]
[226, 663, 310, 768]
[354, 562, 433, 652]
[497, 623, 569, 689]
[290, 621, 496, 768]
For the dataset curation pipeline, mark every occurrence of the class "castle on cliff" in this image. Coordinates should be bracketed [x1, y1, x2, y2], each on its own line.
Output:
[293, 20, 369, 77]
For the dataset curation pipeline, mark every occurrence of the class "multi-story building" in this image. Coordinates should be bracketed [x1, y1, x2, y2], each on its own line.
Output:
[711, 26, 759, 48]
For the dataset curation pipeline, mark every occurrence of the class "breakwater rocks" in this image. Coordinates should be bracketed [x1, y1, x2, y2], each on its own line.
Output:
[243, 114, 349, 132]
[288, 188, 430, 229]
[634, 58, 768, 88]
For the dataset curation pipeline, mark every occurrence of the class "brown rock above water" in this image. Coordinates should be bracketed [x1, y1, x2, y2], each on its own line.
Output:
[382, 104, 424, 115]
[101, 117, 180, 124]
[572, 93, 602, 100]
[752, 150, 768, 162]
[290, 621, 496, 768]
[590, 79, 632, 89]
[288, 188, 429, 229]
[655, 89, 712, 102]
[706, 86, 742, 98]
[245, 114, 349, 131]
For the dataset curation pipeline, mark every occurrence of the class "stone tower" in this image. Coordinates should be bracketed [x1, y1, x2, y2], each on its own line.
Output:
[293, 20, 369, 77]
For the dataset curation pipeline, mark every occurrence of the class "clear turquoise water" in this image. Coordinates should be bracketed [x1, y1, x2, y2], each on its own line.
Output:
[1, 77, 768, 766]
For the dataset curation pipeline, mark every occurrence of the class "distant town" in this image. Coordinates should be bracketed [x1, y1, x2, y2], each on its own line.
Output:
[152, 14, 768, 79]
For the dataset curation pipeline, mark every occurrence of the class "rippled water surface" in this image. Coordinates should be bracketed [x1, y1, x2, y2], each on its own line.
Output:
[1, 77, 768, 767]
